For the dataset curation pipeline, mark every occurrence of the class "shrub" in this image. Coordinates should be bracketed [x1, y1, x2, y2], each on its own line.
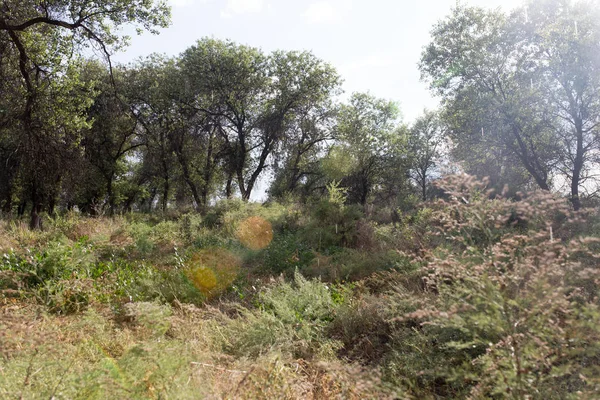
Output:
[205, 199, 289, 235]
[328, 293, 392, 362]
[301, 200, 364, 250]
[220, 272, 343, 360]
[256, 233, 315, 275]
[304, 248, 416, 282]
[0, 239, 96, 284]
[37, 279, 93, 315]
[386, 175, 600, 398]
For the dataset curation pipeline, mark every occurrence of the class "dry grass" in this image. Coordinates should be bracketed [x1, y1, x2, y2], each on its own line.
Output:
[0, 300, 396, 399]
[3, 178, 595, 399]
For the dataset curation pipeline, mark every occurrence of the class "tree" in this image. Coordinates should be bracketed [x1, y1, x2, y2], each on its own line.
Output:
[180, 38, 341, 201]
[0, 0, 170, 140]
[9, 61, 94, 228]
[520, 0, 600, 209]
[0, 0, 170, 226]
[0, 0, 170, 73]
[126, 57, 180, 212]
[268, 103, 337, 200]
[79, 62, 142, 214]
[0, 38, 23, 213]
[421, 5, 557, 192]
[421, 0, 600, 210]
[332, 92, 406, 206]
[408, 111, 445, 201]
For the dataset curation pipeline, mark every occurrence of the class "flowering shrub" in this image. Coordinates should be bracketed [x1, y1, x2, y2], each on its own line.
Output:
[394, 175, 600, 398]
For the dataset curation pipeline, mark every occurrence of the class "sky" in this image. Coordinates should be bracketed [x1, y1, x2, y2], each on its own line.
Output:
[113, 0, 526, 124]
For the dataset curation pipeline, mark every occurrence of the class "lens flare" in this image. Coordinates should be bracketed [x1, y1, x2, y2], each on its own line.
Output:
[186, 248, 241, 298]
[236, 216, 273, 250]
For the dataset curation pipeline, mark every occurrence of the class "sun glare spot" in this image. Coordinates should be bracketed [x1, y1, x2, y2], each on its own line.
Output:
[236, 216, 274, 250]
[187, 248, 241, 298]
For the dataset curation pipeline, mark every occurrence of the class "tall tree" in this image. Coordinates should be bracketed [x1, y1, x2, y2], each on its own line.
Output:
[521, 0, 600, 209]
[408, 111, 445, 201]
[80, 62, 141, 214]
[421, 0, 600, 209]
[126, 57, 180, 212]
[333, 92, 406, 206]
[269, 103, 337, 200]
[0, 0, 170, 226]
[180, 38, 341, 201]
[421, 5, 557, 192]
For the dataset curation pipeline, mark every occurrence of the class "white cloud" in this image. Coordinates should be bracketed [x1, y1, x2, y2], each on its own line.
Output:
[221, 0, 265, 18]
[302, 1, 352, 24]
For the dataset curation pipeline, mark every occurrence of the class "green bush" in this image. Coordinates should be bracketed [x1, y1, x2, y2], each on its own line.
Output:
[383, 175, 600, 398]
[203, 199, 287, 233]
[38, 279, 93, 315]
[304, 248, 416, 282]
[301, 200, 363, 250]
[126, 222, 155, 255]
[221, 272, 343, 359]
[0, 239, 96, 285]
[256, 233, 314, 274]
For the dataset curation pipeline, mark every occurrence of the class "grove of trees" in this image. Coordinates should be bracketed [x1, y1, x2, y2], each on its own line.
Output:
[1, 0, 599, 229]
[421, 0, 600, 209]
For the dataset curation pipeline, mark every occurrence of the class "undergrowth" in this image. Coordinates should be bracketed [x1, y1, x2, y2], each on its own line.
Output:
[1, 175, 599, 399]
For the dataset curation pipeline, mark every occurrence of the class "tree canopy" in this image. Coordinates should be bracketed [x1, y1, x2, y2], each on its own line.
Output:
[420, 0, 600, 209]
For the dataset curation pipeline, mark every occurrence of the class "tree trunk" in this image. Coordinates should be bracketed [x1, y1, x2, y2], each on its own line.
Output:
[200, 134, 215, 213]
[359, 174, 370, 206]
[145, 187, 158, 213]
[174, 148, 201, 210]
[1, 191, 11, 213]
[571, 124, 584, 211]
[106, 174, 115, 216]
[29, 205, 42, 230]
[29, 185, 43, 230]
[510, 125, 550, 191]
[18, 201, 26, 217]
[237, 170, 249, 201]
[47, 199, 55, 215]
[161, 152, 170, 212]
[225, 173, 233, 199]
[162, 179, 169, 212]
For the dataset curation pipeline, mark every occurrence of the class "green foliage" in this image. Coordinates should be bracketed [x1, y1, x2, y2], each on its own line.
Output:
[257, 233, 315, 274]
[328, 92, 410, 206]
[0, 238, 204, 309]
[0, 238, 96, 284]
[421, 0, 600, 208]
[383, 175, 600, 398]
[304, 248, 416, 282]
[301, 195, 363, 250]
[2, 174, 600, 398]
[221, 272, 343, 359]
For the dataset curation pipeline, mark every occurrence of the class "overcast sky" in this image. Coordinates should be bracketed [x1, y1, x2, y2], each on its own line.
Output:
[113, 0, 526, 124]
